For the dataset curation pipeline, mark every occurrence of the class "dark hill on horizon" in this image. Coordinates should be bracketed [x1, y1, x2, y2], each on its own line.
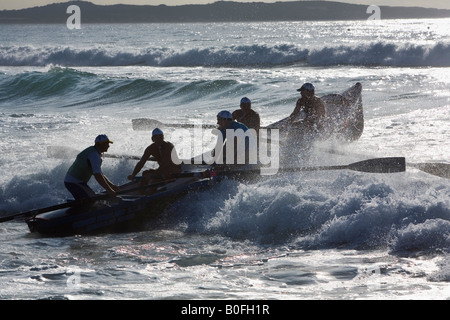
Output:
[1, 1, 450, 24]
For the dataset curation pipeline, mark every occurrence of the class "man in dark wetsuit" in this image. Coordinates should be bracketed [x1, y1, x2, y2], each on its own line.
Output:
[232, 97, 261, 132]
[127, 128, 181, 183]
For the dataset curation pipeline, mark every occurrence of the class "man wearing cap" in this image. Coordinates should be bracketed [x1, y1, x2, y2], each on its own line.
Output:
[288, 83, 326, 144]
[127, 128, 181, 183]
[288, 83, 326, 134]
[64, 134, 119, 201]
[212, 110, 257, 165]
[232, 97, 261, 132]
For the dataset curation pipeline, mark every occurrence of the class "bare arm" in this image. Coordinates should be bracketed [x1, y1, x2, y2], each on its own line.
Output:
[128, 147, 152, 180]
[288, 99, 303, 122]
[94, 173, 118, 196]
[251, 113, 261, 131]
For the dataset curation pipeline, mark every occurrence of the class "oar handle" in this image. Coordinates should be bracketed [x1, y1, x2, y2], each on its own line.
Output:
[47, 146, 156, 162]
[288, 165, 349, 172]
[104, 154, 157, 162]
[132, 118, 218, 130]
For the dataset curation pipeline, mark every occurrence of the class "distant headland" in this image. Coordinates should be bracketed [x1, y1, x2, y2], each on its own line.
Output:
[1, 1, 450, 24]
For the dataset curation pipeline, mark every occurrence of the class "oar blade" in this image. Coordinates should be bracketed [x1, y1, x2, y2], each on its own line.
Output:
[411, 163, 450, 179]
[132, 118, 162, 130]
[348, 157, 406, 173]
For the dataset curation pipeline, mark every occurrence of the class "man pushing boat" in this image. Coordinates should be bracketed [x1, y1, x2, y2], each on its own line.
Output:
[64, 134, 119, 201]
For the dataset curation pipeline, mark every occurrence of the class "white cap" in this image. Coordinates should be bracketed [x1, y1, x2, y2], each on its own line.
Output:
[152, 128, 163, 136]
[217, 110, 232, 119]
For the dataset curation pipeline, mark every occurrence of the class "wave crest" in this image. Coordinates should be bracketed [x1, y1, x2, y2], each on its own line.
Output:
[1, 42, 449, 67]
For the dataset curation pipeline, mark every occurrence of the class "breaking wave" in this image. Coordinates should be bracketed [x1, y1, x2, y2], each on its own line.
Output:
[1, 42, 450, 67]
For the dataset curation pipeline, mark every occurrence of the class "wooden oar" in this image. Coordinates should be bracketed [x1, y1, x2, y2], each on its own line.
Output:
[0, 179, 175, 223]
[132, 118, 217, 130]
[319, 146, 450, 179]
[172, 157, 406, 178]
[131, 118, 273, 131]
[280, 157, 406, 174]
[47, 146, 203, 165]
[47, 146, 149, 161]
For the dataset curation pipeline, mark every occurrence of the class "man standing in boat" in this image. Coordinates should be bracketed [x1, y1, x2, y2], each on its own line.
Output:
[64, 134, 119, 201]
[127, 128, 181, 183]
[232, 97, 261, 132]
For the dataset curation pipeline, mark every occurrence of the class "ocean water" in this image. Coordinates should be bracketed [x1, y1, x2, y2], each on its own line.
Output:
[0, 19, 449, 302]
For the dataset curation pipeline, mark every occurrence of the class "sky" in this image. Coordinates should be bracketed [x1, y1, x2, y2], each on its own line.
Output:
[1, 0, 450, 11]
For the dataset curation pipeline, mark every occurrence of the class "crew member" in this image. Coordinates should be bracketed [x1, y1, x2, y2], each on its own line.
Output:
[127, 128, 181, 183]
[232, 97, 261, 131]
[64, 134, 119, 201]
[212, 110, 257, 165]
[288, 82, 326, 134]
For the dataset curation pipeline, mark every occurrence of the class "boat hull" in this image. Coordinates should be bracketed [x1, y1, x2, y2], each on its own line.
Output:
[26, 177, 217, 236]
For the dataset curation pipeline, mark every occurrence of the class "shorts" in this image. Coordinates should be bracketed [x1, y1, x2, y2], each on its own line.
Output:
[64, 181, 95, 200]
